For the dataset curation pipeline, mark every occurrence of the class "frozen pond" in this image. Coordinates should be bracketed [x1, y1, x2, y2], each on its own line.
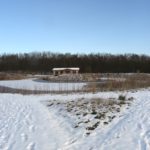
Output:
[0, 78, 86, 91]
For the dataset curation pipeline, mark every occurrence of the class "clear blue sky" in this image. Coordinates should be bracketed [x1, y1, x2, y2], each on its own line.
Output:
[0, 0, 150, 54]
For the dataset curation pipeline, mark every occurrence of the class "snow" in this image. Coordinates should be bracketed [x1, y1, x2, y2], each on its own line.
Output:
[52, 68, 80, 71]
[61, 89, 150, 150]
[0, 78, 85, 91]
[0, 94, 73, 150]
[0, 78, 150, 150]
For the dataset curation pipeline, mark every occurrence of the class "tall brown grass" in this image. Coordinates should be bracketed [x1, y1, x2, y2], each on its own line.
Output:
[86, 73, 150, 92]
[0, 72, 26, 80]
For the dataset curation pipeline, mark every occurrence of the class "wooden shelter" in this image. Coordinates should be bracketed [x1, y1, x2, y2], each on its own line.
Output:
[52, 68, 79, 76]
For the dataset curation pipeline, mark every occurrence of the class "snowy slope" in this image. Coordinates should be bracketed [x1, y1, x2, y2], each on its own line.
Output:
[0, 89, 150, 150]
[0, 78, 85, 91]
[62, 89, 150, 150]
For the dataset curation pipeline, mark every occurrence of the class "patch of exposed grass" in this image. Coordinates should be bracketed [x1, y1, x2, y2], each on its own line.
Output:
[46, 96, 132, 135]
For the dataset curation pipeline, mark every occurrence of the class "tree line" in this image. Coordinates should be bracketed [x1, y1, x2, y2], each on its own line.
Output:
[0, 52, 149, 73]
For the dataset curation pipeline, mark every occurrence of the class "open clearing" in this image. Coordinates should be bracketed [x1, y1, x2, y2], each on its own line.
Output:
[0, 77, 150, 150]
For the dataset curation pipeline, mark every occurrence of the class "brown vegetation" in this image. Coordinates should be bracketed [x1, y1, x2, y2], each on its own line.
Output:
[0, 72, 27, 80]
[86, 73, 150, 92]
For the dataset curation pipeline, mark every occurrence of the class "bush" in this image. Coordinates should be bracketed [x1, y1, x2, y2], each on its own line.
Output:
[118, 95, 126, 101]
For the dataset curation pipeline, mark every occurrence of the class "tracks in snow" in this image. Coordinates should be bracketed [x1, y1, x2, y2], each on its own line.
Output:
[0, 95, 38, 150]
[62, 90, 150, 150]
[0, 94, 71, 150]
[96, 91, 150, 150]
[0, 90, 150, 150]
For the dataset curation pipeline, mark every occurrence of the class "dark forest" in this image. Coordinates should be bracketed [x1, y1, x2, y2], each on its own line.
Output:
[0, 52, 149, 73]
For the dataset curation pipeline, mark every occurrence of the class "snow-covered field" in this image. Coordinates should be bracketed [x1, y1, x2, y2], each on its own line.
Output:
[0, 78, 86, 91]
[0, 79, 150, 150]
